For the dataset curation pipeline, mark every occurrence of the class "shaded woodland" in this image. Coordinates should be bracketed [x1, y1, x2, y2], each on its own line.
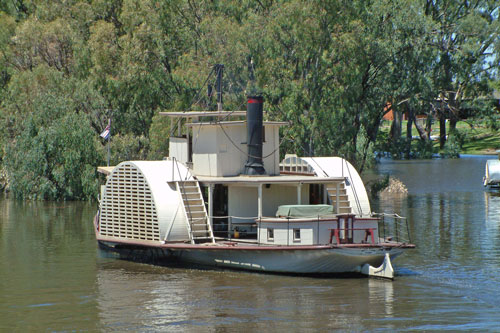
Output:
[0, 0, 499, 199]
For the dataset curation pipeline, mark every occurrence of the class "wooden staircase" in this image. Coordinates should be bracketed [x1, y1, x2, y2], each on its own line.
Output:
[177, 180, 215, 244]
[326, 182, 352, 214]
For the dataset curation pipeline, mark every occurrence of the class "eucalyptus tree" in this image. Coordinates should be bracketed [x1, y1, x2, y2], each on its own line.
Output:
[1, 0, 497, 201]
[2, 66, 102, 200]
[166, 0, 266, 112]
[424, 0, 500, 149]
[369, 0, 437, 158]
[0, 2, 104, 199]
[247, 0, 437, 169]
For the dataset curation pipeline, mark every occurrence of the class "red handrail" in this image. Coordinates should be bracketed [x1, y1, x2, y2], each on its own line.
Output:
[329, 228, 375, 245]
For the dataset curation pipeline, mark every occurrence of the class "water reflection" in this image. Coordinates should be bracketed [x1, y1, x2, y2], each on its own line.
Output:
[2, 156, 500, 331]
[94, 260, 402, 330]
[368, 279, 394, 316]
[0, 198, 100, 331]
[484, 190, 500, 221]
[483, 191, 500, 268]
[96, 262, 191, 329]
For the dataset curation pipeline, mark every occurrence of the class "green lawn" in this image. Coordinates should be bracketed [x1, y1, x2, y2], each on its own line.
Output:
[461, 130, 500, 154]
[380, 120, 500, 155]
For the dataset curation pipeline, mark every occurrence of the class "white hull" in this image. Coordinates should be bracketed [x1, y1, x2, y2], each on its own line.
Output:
[99, 240, 405, 275]
[175, 247, 403, 274]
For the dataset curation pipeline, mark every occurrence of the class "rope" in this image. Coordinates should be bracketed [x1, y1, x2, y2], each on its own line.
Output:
[305, 155, 329, 177]
[217, 120, 292, 160]
[372, 212, 406, 219]
[168, 67, 216, 138]
[190, 100, 246, 155]
[344, 159, 363, 216]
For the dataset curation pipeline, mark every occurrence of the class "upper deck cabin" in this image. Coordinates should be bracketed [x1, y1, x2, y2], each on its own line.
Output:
[97, 97, 385, 246]
[146, 97, 373, 221]
[159, 110, 286, 177]
[157, 100, 370, 223]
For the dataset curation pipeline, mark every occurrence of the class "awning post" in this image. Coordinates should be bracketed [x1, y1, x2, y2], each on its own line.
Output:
[297, 183, 302, 204]
[258, 183, 263, 218]
[208, 184, 214, 227]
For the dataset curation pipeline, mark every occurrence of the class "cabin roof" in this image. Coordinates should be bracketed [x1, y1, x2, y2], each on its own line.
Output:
[159, 111, 247, 117]
[98, 166, 346, 184]
[97, 166, 115, 175]
[195, 174, 345, 185]
[185, 120, 288, 127]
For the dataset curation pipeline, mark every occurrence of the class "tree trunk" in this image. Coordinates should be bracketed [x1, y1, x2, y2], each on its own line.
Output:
[448, 92, 458, 133]
[439, 112, 446, 149]
[414, 115, 430, 141]
[390, 108, 402, 142]
[449, 117, 457, 133]
[351, 109, 361, 163]
[425, 114, 433, 138]
[405, 106, 413, 158]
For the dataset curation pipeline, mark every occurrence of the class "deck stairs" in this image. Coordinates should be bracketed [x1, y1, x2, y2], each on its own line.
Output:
[326, 182, 352, 214]
[177, 180, 215, 244]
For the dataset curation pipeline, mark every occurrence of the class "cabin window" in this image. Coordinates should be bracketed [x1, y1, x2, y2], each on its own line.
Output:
[293, 228, 301, 241]
[267, 228, 274, 241]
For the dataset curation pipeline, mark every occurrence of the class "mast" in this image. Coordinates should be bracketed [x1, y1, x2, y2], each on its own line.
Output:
[214, 64, 224, 111]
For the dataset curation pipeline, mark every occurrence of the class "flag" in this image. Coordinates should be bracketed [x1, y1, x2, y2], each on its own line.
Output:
[100, 120, 111, 140]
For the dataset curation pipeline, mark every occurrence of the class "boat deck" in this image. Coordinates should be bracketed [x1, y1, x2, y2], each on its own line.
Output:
[97, 234, 415, 251]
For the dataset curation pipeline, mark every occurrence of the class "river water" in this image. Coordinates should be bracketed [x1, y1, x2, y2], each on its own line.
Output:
[1, 156, 499, 331]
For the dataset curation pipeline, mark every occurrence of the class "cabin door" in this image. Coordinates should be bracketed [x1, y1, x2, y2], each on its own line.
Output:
[188, 133, 193, 163]
[212, 185, 228, 236]
[309, 184, 324, 204]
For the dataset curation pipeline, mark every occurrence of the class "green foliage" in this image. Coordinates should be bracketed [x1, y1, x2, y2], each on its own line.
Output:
[107, 134, 150, 164]
[441, 129, 467, 158]
[414, 139, 435, 159]
[369, 174, 390, 199]
[485, 114, 500, 131]
[0, 0, 499, 200]
[5, 112, 102, 200]
[148, 114, 171, 160]
[88, 20, 119, 78]
[441, 140, 461, 159]
[376, 137, 413, 160]
[1, 64, 103, 200]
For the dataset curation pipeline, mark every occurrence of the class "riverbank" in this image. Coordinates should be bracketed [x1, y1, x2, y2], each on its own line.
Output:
[447, 120, 499, 155]
[0, 166, 7, 193]
[461, 130, 500, 155]
[380, 120, 500, 155]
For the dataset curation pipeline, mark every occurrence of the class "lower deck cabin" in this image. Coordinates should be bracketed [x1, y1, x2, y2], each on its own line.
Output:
[257, 209, 379, 246]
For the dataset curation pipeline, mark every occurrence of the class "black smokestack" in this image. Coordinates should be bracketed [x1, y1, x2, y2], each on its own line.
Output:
[244, 96, 266, 175]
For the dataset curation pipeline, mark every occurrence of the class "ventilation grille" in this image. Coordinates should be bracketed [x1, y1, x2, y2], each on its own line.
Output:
[100, 163, 160, 241]
[279, 155, 315, 175]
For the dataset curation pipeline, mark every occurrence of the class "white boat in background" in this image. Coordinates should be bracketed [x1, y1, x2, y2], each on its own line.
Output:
[484, 150, 500, 188]
[94, 72, 414, 279]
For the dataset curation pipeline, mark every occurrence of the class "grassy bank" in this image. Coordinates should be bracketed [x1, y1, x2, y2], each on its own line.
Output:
[460, 129, 500, 154]
[380, 120, 500, 155]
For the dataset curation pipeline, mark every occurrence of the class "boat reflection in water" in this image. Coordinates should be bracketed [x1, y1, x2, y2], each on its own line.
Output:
[484, 191, 500, 240]
[95, 259, 399, 330]
[368, 279, 394, 316]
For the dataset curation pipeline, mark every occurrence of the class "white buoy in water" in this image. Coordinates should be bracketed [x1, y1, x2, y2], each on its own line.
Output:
[361, 253, 394, 279]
